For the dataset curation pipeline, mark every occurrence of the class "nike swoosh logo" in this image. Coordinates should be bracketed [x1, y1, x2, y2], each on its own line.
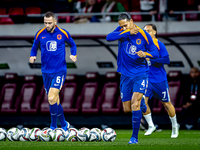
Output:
[42, 37, 46, 39]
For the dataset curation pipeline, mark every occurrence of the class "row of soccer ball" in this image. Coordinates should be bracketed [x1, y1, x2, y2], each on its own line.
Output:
[0, 127, 117, 142]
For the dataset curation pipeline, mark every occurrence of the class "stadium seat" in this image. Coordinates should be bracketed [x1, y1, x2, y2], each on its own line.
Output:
[0, 73, 19, 114]
[98, 82, 120, 114]
[0, 8, 7, 15]
[0, 17, 14, 24]
[167, 71, 182, 113]
[0, 83, 18, 114]
[105, 71, 120, 83]
[168, 81, 182, 113]
[9, 7, 26, 24]
[15, 75, 38, 114]
[85, 72, 99, 82]
[77, 82, 99, 114]
[60, 82, 79, 114]
[25, 7, 41, 14]
[65, 74, 77, 82]
[9, 7, 24, 15]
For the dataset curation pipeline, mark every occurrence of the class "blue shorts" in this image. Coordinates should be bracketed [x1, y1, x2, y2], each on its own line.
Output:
[120, 74, 148, 102]
[42, 70, 66, 94]
[145, 80, 170, 102]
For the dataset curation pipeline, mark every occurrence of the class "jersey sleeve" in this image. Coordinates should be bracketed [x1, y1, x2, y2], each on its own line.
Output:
[64, 30, 77, 56]
[144, 31, 159, 58]
[106, 26, 131, 41]
[30, 32, 40, 57]
[150, 42, 170, 64]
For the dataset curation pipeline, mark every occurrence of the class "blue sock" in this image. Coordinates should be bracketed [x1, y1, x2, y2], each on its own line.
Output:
[57, 104, 66, 127]
[131, 110, 142, 139]
[49, 103, 58, 129]
[140, 97, 147, 113]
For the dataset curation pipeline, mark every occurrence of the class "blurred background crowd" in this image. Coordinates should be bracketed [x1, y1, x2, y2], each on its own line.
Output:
[0, 0, 200, 24]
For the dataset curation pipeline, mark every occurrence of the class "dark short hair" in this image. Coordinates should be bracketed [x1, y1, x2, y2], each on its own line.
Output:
[144, 24, 157, 37]
[118, 12, 132, 21]
[44, 11, 55, 19]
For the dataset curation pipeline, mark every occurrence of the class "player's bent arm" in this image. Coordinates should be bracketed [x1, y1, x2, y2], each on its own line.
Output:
[30, 32, 40, 59]
[106, 28, 131, 41]
[150, 56, 170, 64]
[65, 31, 77, 56]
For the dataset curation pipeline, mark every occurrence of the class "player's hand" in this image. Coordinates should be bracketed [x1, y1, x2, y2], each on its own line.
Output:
[136, 51, 146, 58]
[70, 55, 77, 62]
[29, 56, 36, 63]
[130, 25, 139, 35]
[146, 58, 150, 61]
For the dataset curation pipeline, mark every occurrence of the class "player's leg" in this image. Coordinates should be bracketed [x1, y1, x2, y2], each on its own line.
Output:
[154, 81, 179, 138]
[51, 72, 70, 131]
[42, 73, 58, 130]
[129, 75, 147, 144]
[142, 83, 156, 135]
[48, 87, 60, 130]
[120, 75, 133, 113]
[140, 95, 147, 113]
[162, 101, 179, 138]
[143, 97, 156, 135]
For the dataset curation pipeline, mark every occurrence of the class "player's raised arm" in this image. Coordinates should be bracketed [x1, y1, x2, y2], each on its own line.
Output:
[106, 26, 131, 41]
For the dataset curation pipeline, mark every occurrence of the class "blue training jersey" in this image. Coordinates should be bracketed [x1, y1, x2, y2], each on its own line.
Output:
[148, 38, 170, 83]
[30, 25, 77, 74]
[106, 26, 159, 77]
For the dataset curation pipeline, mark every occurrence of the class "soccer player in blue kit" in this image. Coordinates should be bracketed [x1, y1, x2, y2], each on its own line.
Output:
[29, 11, 77, 131]
[106, 13, 159, 144]
[142, 24, 179, 138]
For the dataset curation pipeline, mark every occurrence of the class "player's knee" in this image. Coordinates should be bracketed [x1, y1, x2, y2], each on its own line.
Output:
[48, 95, 57, 105]
[131, 103, 139, 110]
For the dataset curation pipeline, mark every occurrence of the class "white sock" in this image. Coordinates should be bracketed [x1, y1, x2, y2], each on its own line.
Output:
[169, 115, 178, 127]
[143, 113, 154, 128]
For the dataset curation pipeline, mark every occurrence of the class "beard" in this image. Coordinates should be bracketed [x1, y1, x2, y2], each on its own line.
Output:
[47, 26, 55, 32]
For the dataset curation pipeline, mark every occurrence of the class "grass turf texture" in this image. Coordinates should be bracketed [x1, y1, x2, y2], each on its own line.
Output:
[0, 130, 200, 150]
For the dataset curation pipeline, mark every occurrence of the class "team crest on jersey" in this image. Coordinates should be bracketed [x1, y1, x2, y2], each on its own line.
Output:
[46, 40, 57, 51]
[126, 43, 137, 55]
[136, 39, 141, 45]
[57, 34, 62, 40]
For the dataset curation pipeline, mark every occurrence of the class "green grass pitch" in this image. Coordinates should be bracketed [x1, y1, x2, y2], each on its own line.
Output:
[0, 129, 200, 150]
